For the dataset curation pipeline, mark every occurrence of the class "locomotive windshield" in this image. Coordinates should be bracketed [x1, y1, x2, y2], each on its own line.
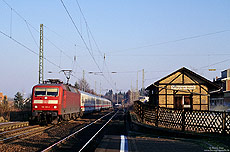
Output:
[35, 88, 59, 97]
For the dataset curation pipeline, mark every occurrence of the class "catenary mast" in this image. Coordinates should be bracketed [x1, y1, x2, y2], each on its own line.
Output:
[39, 24, 44, 84]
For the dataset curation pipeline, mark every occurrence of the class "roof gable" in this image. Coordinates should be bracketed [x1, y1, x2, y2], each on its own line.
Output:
[147, 67, 220, 90]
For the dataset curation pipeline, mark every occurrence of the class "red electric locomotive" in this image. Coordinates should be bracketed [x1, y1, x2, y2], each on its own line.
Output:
[30, 79, 112, 124]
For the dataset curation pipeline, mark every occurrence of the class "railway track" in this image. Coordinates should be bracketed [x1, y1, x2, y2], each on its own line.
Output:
[0, 109, 115, 152]
[0, 122, 29, 132]
[0, 125, 51, 143]
[41, 110, 119, 152]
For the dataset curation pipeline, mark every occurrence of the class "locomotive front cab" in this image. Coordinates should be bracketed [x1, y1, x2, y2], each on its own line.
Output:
[31, 85, 62, 124]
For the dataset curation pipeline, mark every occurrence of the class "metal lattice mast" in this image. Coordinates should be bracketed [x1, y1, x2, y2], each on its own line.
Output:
[39, 24, 44, 84]
[136, 71, 139, 100]
[142, 69, 145, 95]
[83, 70, 85, 91]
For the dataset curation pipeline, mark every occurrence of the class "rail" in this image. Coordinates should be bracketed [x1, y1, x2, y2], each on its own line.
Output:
[134, 101, 230, 135]
[79, 110, 119, 152]
[0, 121, 29, 131]
[41, 111, 115, 152]
[0, 125, 49, 143]
[0, 125, 39, 136]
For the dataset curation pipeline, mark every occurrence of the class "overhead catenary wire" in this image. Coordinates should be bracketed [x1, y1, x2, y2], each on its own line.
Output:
[60, 0, 116, 90]
[75, 0, 116, 88]
[108, 29, 230, 54]
[75, 0, 101, 57]
[199, 58, 230, 69]
[1, 0, 72, 61]
[1, 0, 88, 83]
[25, 21, 39, 48]
[1, 27, 87, 84]
[1, 0, 85, 84]
[43, 25, 64, 38]
[0, 30, 61, 69]
[42, 25, 77, 62]
[60, 0, 96, 65]
[105, 53, 230, 57]
[42, 25, 88, 78]
[10, 7, 12, 38]
[39, 27, 95, 83]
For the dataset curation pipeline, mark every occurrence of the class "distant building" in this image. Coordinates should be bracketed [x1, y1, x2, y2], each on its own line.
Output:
[139, 96, 149, 103]
[211, 69, 230, 107]
[0, 92, 7, 103]
[146, 67, 220, 111]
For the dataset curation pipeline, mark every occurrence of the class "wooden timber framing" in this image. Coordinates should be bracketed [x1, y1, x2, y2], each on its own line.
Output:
[146, 67, 220, 111]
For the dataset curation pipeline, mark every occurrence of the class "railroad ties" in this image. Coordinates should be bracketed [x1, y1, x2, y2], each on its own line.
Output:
[41, 110, 118, 152]
[0, 122, 29, 132]
[0, 125, 50, 143]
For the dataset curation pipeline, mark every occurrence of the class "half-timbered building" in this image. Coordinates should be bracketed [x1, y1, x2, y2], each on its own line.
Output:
[146, 67, 220, 111]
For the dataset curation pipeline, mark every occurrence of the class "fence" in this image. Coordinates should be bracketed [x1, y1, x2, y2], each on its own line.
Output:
[10, 111, 30, 121]
[0, 111, 10, 122]
[134, 101, 230, 135]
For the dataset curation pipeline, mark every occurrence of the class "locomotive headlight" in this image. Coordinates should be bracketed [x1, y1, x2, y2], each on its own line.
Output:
[54, 106, 57, 109]
[35, 105, 38, 108]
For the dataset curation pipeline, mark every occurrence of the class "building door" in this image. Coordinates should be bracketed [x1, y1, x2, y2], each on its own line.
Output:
[174, 96, 182, 109]
[184, 95, 192, 109]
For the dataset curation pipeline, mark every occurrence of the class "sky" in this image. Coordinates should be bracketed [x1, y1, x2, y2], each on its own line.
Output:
[0, 0, 230, 98]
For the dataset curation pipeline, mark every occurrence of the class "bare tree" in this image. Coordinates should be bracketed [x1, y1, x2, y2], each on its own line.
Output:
[0, 96, 10, 121]
[75, 78, 90, 92]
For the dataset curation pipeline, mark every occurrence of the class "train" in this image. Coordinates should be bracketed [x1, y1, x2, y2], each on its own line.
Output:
[30, 79, 113, 124]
